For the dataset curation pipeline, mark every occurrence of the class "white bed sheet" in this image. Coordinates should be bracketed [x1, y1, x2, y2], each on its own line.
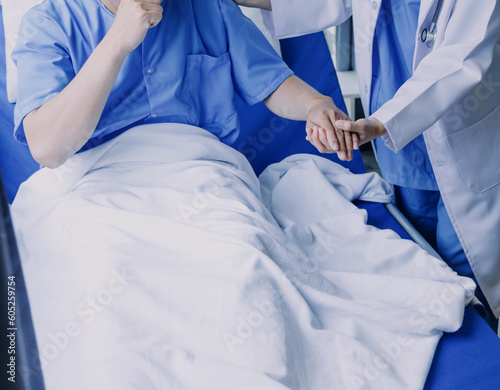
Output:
[11, 123, 475, 390]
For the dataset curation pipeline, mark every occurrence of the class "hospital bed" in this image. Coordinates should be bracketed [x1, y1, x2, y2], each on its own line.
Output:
[1, 5, 500, 389]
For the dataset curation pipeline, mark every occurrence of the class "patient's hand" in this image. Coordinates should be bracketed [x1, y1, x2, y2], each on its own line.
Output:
[107, 0, 164, 54]
[233, 0, 272, 10]
[306, 101, 359, 161]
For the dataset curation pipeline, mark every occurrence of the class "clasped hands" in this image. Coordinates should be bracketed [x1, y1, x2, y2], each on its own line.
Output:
[306, 100, 387, 161]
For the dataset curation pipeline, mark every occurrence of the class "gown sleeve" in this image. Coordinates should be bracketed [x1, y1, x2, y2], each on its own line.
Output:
[218, 0, 293, 105]
[12, 7, 74, 144]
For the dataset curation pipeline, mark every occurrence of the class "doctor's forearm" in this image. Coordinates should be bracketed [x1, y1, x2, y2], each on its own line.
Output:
[260, 0, 352, 40]
[234, 0, 271, 10]
[23, 34, 128, 169]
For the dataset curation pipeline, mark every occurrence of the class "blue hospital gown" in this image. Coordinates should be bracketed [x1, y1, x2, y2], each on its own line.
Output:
[12, 0, 293, 152]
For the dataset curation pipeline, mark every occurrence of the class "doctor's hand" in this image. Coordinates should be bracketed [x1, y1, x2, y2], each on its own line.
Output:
[233, 0, 272, 10]
[334, 117, 387, 146]
[107, 0, 163, 55]
[306, 101, 359, 161]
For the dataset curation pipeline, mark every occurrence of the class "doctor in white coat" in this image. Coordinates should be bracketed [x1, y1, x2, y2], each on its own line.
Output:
[237, 0, 500, 325]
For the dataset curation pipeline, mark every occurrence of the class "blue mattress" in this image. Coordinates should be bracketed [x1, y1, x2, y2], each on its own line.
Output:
[1, 5, 499, 389]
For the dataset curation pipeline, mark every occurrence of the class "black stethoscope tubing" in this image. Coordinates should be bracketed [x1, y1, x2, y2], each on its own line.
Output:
[421, 0, 445, 48]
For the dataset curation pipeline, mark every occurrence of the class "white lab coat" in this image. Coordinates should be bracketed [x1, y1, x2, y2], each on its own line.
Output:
[262, 0, 500, 317]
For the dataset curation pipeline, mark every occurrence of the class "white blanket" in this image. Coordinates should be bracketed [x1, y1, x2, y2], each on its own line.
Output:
[11, 124, 475, 390]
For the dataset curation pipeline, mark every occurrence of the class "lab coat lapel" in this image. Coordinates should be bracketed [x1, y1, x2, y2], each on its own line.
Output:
[414, 0, 457, 68]
[413, 0, 437, 68]
[352, 0, 382, 114]
[417, 0, 435, 28]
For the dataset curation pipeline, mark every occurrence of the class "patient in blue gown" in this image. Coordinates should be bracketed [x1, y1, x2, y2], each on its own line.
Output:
[12, 0, 356, 169]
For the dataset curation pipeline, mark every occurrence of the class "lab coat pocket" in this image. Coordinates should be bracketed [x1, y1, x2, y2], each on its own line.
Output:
[447, 106, 500, 193]
[186, 53, 237, 129]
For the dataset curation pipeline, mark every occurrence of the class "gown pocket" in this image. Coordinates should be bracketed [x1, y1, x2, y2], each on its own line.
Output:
[447, 105, 500, 193]
[186, 52, 237, 130]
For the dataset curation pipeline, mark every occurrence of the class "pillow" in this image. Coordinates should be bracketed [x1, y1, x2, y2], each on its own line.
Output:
[2, 0, 43, 103]
[1, 1, 280, 104]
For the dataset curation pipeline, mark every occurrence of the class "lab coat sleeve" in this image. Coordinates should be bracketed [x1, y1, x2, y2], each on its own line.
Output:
[372, 0, 500, 153]
[261, 0, 352, 39]
[12, 8, 74, 144]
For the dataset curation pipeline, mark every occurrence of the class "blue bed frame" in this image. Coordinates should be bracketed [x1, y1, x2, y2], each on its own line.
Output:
[1, 6, 500, 389]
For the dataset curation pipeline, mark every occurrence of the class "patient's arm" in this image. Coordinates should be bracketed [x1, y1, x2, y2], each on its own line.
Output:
[234, 0, 272, 10]
[264, 75, 358, 161]
[23, 0, 163, 169]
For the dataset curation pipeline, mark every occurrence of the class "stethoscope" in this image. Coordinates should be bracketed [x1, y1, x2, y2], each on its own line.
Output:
[421, 0, 444, 48]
